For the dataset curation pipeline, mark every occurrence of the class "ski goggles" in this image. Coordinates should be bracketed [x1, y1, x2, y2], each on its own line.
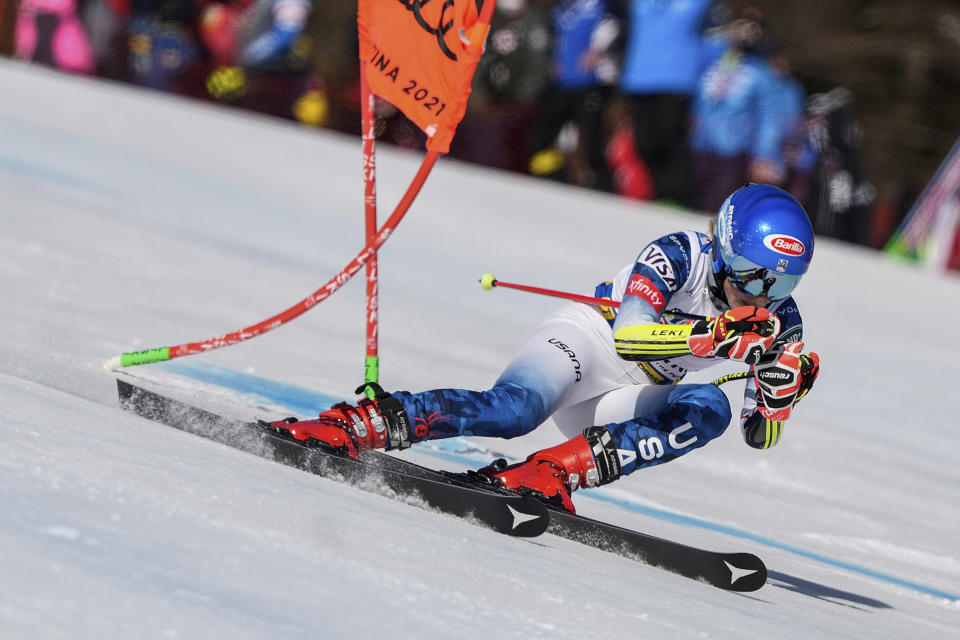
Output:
[725, 255, 802, 301]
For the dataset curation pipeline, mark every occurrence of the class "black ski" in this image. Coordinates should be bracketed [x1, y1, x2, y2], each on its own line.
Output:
[545, 509, 766, 592]
[116, 379, 766, 591]
[362, 453, 767, 592]
[116, 379, 548, 538]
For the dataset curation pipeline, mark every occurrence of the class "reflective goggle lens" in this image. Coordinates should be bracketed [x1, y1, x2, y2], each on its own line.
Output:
[725, 255, 801, 301]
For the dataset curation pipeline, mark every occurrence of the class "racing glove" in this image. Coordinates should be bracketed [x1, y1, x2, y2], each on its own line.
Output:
[754, 341, 820, 422]
[688, 306, 780, 365]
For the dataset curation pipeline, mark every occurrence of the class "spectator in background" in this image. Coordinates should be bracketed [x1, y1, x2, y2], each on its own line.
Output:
[197, 0, 324, 127]
[526, 0, 621, 192]
[765, 43, 816, 204]
[1, 0, 18, 56]
[78, 0, 129, 79]
[689, 7, 783, 212]
[14, 0, 95, 74]
[604, 98, 655, 201]
[804, 87, 876, 243]
[471, 0, 552, 109]
[618, 0, 724, 208]
[450, 0, 552, 172]
[196, 1, 244, 69]
[125, 0, 199, 91]
[234, 0, 311, 71]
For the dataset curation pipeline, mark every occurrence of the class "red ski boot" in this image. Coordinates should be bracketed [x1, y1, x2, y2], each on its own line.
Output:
[480, 427, 622, 513]
[267, 383, 412, 460]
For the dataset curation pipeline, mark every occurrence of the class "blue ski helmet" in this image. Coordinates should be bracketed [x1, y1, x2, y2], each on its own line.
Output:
[712, 184, 814, 301]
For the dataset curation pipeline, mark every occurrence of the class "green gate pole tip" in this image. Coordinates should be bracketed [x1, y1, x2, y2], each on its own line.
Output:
[105, 347, 172, 370]
[364, 356, 379, 399]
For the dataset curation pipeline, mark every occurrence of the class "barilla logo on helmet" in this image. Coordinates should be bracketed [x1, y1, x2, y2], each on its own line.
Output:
[763, 234, 806, 257]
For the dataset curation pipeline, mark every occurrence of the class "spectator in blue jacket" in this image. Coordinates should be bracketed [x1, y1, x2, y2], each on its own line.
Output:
[618, 0, 724, 207]
[690, 8, 784, 212]
[766, 44, 817, 204]
[527, 0, 621, 192]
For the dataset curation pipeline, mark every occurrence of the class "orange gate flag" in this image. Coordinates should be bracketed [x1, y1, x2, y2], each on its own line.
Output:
[358, 0, 490, 154]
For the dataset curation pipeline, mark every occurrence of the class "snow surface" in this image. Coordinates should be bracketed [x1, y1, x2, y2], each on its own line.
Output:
[2, 60, 959, 639]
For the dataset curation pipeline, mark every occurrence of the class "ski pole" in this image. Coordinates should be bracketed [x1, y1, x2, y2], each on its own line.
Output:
[478, 273, 710, 322]
[479, 275, 754, 385]
[711, 371, 752, 385]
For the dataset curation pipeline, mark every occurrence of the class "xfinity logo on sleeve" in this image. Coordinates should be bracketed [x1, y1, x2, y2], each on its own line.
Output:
[763, 234, 806, 256]
[626, 274, 666, 312]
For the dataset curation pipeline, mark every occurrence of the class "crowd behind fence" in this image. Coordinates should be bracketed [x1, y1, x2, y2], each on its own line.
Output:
[2, 0, 923, 252]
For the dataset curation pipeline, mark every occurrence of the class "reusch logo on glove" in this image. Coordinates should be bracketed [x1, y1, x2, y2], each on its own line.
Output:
[763, 235, 806, 256]
[760, 370, 792, 381]
[626, 274, 666, 312]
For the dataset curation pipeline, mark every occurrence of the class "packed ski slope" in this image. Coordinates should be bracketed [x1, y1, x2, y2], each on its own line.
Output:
[2, 60, 959, 639]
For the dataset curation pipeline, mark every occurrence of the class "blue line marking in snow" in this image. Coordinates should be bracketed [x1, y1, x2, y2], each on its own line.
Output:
[584, 492, 960, 602]
[415, 448, 960, 602]
[157, 361, 960, 603]
[160, 361, 341, 416]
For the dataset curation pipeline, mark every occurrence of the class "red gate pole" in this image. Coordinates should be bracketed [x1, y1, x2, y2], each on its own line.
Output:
[361, 65, 379, 386]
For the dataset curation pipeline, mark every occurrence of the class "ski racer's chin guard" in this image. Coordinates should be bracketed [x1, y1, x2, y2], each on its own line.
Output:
[712, 184, 814, 301]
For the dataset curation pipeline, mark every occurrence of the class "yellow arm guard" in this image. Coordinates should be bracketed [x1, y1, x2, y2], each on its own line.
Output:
[614, 324, 696, 361]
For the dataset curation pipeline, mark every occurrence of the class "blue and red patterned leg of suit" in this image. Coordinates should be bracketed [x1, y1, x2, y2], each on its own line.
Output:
[391, 381, 548, 441]
[392, 382, 732, 477]
[601, 384, 733, 475]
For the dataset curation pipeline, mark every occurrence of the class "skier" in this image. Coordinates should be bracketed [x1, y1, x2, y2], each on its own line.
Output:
[273, 183, 821, 512]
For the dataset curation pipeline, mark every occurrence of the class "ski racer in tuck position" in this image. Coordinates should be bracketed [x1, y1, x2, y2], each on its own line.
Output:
[272, 184, 821, 512]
